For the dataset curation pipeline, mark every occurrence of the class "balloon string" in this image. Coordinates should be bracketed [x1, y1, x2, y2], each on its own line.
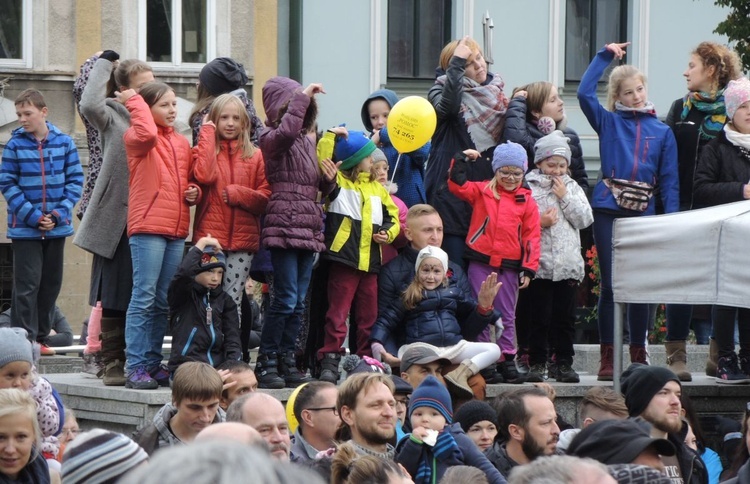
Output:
[389, 153, 402, 188]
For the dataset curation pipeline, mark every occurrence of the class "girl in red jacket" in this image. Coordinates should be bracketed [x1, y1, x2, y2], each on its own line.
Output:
[121, 82, 201, 390]
[448, 141, 541, 384]
[192, 94, 271, 316]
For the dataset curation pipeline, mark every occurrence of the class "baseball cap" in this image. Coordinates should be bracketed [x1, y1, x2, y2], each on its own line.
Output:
[398, 343, 450, 373]
[567, 418, 676, 465]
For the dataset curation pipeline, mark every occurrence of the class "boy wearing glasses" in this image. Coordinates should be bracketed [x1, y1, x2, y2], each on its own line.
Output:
[449, 141, 541, 383]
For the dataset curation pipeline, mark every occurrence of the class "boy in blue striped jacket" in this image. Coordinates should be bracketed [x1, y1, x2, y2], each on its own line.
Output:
[0, 89, 83, 351]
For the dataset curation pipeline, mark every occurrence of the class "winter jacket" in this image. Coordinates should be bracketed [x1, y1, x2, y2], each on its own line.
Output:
[192, 124, 270, 251]
[578, 47, 679, 215]
[693, 129, 750, 207]
[370, 282, 498, 348]
[6, 449, 51, 484]
[448, 153, 540, 276]
[0, 123, 83, 239]
[74, 58, 132, 259]
[259, 77, 334, 252]
[361, 89, 429, 207]
[381, 193, 408, 265]
[29, 372, 63, 458]
[668, 430, 708, 484]
[124, 95, 199, 238]
[502, 96, 589, 190]
[486, 442, 519, 478]
[132, 403, 225, 456]
[525, 170, 593, 282]
[396, 423, 507, 484]
[724, 460, 750, 484]
[167, 246, 242, 374]
[425, 56, 499, 237]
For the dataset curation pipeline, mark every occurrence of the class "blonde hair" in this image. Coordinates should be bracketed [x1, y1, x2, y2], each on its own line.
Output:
[514, 81, 555, 122]
[402, 261, 449, 310]
[606, 65, 647, 111]
[439, 38, 483, 71]
[207, 94, 257, 158]
[0, 388, 41, 450]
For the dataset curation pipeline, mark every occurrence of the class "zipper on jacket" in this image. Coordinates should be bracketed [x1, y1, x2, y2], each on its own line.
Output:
[630, 118, 641, 180]
[38, 139, 46, 239]
[181, 327, 198, 356]
[469, 216, 489, 245]
[205, 295, 216, 366]
[228, 157, 236, 248]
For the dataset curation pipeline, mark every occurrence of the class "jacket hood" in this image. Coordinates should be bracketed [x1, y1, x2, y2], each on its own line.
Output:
[11, 121, 62, 141]
[262, 76, 302, 127]
[361, 89, 400, 132]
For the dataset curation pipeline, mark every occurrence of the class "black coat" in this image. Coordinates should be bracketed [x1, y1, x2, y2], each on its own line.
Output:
[692, 130, 750, 207]
[669, 431, 708, 484]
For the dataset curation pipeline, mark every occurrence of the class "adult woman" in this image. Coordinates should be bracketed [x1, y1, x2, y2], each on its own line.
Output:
[424, 36, 509, 267]
[453, 400, 499, 453]
[663, 42, 741, 381]
[0, 388, 51, 484]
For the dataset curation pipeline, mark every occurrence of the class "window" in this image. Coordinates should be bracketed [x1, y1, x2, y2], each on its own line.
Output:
[565, 0, 627, 83]
[387, 0, 451, 81]
[139, 0, 215, 67]
[0, 0, 32, 67]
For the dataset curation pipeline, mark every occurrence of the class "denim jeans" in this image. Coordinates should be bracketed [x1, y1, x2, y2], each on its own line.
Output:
[125, 234, 184, 373]
[259, 248, 315, 354]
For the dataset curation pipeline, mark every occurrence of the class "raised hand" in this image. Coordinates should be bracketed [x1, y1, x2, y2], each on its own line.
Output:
[320, 158, 342, 182]
[606, 42, 630, 60]
[114, 89, 137, 105]
[303, 83, 326, 97]
[477, 272, 502, 308]
[454, 36, 473, 60]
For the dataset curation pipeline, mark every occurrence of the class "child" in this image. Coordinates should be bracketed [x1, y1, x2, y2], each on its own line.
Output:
[192, 93, 271, 313]
[524, 131, 593, 383]
[0, 89, 83, 353]
[167, 235, 242, 377]
[370, 245, 501, 398]
[316, 128, 401, 383]
[577, 42, 678, 380]
[121, 81, 201, 390]
[371, 148, 408, 265]
[0, 388, 51, 483]
[693, 76, 750, 383]
[448, 141, 541, 384]
[395, 376, 505, 484]
[361, 89, 430, 207]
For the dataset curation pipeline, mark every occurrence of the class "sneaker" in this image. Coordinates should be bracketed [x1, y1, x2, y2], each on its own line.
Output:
[498, 360, 524, 384]
[82, 353, 104, 377]
[125, 366, 159, 390]
[547, 358, 559, 380]
[716, 355, 750, 384]
[150, 364, 171, 387]
[516, 353, 530, 375]
[525, 364, 546, 382]
[39, 344, 56, 356]
[555, 363, 580, 383]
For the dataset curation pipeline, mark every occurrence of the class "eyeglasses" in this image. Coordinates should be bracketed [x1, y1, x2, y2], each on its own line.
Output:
[307, 406, 339, 416]
[394, 397, 410, 407]
[497, 170, 524, 180]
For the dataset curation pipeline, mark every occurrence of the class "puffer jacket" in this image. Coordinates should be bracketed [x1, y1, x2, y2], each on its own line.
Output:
[578, 47, 679, 216]
[693, 128, 750, 207]
[259, 77, 334, 252]
[525, 170, 593, 282]
[124, 95, 199, 238]
[167, 247, 242, 374]
[192, 124, 270, 251]
[448, 153, 540, 276]
[502, 96, 589, 190]
[0, 123, 83, 239]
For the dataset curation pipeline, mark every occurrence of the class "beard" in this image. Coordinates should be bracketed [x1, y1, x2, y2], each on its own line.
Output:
[650, 413, 682, 435]
[521, 431, 555, 461]
[357, 421, 395, 447]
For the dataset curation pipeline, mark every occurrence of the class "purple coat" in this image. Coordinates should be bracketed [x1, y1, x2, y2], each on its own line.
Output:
[259, 77, 332, 252]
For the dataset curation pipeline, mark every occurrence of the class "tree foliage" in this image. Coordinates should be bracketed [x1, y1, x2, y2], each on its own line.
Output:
[714, 0, 750, 72]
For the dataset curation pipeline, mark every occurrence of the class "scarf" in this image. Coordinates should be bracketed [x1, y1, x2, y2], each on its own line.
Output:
[615, 101, 657, 115]
[681, 90, 727, 141]
[724, 123, 750, 152]
[413, 430, 460, 484]
[435, 73, 509, 153]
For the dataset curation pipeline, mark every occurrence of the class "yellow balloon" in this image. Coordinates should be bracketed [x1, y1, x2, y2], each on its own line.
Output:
[386, 96, 437, 153]
[285, 382, 309, 435]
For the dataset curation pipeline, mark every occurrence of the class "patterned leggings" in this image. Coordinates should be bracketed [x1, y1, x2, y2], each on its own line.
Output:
[223, 251, 253, 317]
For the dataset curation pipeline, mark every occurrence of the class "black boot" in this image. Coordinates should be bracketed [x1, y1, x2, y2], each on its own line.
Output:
[100, 317, 126, 386]
[319, 353, 341, 384]
[279, 352, 314, 388]
[255, 352, 285, 389]
[480, 364, 505, 384]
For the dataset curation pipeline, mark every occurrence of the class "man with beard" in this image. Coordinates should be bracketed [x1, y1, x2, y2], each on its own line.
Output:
[621, 364, 708, 484]
[226, 392, 292, 461]
[487, 386, 560, 478]
[336, 372, 397, 459]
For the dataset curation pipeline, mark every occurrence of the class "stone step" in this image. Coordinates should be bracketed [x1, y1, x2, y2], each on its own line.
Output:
[570, 344, 710, 375]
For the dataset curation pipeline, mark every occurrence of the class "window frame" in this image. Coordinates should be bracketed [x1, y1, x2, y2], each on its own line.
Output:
[137, 0, 216, 69]
[0, 0, 33, 68]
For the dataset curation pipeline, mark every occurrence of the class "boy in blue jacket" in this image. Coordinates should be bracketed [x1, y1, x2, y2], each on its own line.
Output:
[0, 89, 83, 351]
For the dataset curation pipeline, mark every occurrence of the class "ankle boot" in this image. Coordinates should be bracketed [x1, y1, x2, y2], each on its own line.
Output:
[319, 353, 341, 384]
[444, 360, 479, 399]
[278, 352, 314, 387]
[255, 352, 285, 389]
[706, 338, 718, 377]
[665, 340, 692, 381]
[598, 344, 614, 381]
[480, 364, 505, 384]
[100, 317, 126, 386]
[630, 344, 649, 365]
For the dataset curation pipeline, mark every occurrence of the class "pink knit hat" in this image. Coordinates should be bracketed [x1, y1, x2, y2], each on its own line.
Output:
[724, 77, 750, 120]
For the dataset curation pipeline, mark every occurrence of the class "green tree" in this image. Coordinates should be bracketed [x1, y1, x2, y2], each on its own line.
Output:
[714, 0, 750, 72]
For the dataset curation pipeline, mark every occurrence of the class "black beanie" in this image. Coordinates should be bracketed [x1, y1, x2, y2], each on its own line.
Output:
[199, 57, 249, 96]
[620, 363, 681, 417]
[453, 400, 498, 433]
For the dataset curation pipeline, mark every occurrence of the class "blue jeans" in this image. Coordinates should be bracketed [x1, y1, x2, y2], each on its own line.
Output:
[125, 234, 184, 372]
[259, 248, 315, 354]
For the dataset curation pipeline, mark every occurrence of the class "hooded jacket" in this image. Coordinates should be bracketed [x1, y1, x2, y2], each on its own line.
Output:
[485, 441, 519, 479]
[132, 402, 225, 456]
[0, 122, 83, 239]
[259, 77, 334, 252]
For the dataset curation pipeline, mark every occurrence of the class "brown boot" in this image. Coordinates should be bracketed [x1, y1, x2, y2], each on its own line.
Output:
[630, 344, 649, 364]
[706, 338, 718, 377]
[444, 360, 479, 400]
[100, 317, 127, 386]
[597, 344, 614, 381]
[665, 340, 692, 381]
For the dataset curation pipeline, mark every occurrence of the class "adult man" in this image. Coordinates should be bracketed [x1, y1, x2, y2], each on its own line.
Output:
[216, 360, 258, 410]
[195, 422, 265, 447]
[132, 362, 224, 455]
[398, 343, 449, 389]
[621, 364, 708, 484]
[226, 392, 291, 461]
[290, 381, 339, 462]
[337, 372, 397, 459]
[487, 387, 560, 478]
[507, 455, 617, 484]
[557, 386, 629, 451]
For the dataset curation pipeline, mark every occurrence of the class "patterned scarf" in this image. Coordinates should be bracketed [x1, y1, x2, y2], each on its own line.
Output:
[414, 431, 460, 484]
[681, 90, 727, 141]
[435, 73, 509, 153]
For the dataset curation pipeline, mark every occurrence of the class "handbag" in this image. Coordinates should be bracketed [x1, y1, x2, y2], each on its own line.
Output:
[602, 177, 654, 213]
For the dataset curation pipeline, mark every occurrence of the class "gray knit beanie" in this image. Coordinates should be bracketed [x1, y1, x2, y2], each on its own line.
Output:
[533, 130, 572, 165]
[0, 327, 33, 368]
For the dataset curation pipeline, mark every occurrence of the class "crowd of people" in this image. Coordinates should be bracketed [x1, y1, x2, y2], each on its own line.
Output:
[1, 32, 750, 482]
